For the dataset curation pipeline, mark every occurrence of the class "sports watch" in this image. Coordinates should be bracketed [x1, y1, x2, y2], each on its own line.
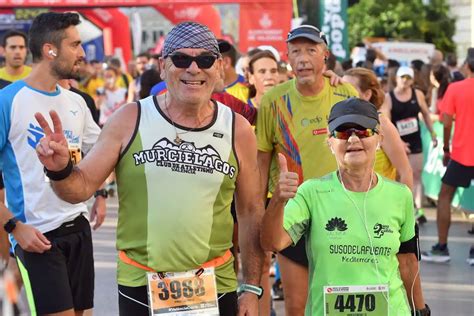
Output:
[413, 304, 431, 316]
[3, 217, 19, 233]
[94, 189, 108, 199]
[237, 284, 264, 299]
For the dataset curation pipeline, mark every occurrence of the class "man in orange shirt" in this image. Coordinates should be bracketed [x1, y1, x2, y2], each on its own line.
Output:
[421, 50, 474, 265]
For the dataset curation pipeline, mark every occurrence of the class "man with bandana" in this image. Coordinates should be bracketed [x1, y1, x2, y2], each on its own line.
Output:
[33, 22, 265, 315]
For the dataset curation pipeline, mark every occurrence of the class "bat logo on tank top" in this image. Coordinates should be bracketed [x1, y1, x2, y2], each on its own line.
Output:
[132, 137, 236, 178]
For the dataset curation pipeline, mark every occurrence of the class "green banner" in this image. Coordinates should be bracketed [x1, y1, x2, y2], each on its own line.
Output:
[421, 121, 474, 212]
[319, 0, 349, 61]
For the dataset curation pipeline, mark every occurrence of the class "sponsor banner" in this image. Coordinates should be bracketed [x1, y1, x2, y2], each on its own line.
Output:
[239, 2, 292, 58]
[319, 0, 349, 61]
[421, 121, 474, 212]
[372, 42, 435, 65]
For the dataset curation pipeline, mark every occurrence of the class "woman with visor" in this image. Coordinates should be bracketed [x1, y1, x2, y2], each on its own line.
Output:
[261, 98, 429, 315]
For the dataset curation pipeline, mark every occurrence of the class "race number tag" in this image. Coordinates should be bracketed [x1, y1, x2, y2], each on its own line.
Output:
[324, 285, 389, 316]
[69, 145, 82, 165]
[396, 117, 418, 136]
[147, 268, 219, 315]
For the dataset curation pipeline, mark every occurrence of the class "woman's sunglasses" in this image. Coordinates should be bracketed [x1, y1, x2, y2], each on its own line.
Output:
[331, 128, 378, 140]
[169, 53, 217, 69]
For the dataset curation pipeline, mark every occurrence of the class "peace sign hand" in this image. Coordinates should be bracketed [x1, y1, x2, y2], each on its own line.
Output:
[35, 110, 70, 171]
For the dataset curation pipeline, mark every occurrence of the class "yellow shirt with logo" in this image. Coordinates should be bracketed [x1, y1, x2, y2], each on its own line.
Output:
[256, 77, 358, 192]
[0, 66, 31, 82]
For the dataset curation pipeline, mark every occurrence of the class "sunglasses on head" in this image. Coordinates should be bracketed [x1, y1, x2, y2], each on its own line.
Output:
[169, 53, 217, 69]
[331, 127, 378, 140]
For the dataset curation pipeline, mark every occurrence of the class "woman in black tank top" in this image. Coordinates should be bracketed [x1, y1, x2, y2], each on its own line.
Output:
[389, 88, 423, 153]
[383, 66, 438, 217]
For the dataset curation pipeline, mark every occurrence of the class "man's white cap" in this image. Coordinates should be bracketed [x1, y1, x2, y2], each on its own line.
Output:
[396, 66, 414, 78]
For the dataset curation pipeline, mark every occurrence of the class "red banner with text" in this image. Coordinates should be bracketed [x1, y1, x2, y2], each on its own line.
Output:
[239, 2, 292, 59]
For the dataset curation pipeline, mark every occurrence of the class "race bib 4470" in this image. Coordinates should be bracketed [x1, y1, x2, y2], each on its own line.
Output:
[324, 285, 389, 316]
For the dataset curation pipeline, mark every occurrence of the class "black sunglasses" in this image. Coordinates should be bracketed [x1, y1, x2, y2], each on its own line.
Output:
[169, 53, 217, 69]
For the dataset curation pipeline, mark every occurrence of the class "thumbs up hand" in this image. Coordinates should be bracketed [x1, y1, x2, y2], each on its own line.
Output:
[275, 153, 299, 202]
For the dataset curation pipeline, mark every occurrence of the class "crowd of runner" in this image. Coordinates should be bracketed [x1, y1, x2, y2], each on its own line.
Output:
[0, 11, 473, 316]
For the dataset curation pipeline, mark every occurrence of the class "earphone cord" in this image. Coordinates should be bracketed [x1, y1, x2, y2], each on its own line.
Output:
[410, 238, 421, 316]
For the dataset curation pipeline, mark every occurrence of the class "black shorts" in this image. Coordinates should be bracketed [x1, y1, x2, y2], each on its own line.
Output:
[118, 285, 238, 316]
[15, 215, 94, 314]
[279, 237, 308, 267]
[442, 159, 474, 188]
[264, 197, 309, 267]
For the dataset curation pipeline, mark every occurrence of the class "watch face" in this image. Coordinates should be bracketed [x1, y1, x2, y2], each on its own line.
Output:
[4, 218, 18, 233]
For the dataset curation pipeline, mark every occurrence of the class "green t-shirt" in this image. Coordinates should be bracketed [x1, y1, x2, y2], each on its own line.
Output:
[256, 77, 358, 192]
[284, 172, 415, 316]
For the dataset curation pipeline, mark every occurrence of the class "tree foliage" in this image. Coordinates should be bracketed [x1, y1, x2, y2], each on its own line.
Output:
[348, 0, 456, 53]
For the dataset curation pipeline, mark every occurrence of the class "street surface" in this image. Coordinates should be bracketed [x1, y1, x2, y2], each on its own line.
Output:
[93, 198, 474, 315]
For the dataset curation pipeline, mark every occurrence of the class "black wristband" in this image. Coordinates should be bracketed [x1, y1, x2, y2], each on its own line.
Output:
[94, 189, 108, 198]
[413, 304, 431, 316]
[44, 160, 73, 181]
[443, 146, 450, 153]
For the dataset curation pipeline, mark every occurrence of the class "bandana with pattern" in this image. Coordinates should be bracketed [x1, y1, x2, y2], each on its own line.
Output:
[163, 22, 220, 58]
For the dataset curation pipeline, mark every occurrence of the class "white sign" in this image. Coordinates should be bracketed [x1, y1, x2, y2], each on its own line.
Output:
[372, 42, 435, 64]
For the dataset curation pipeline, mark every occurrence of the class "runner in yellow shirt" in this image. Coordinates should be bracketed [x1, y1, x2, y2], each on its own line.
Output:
[0, 30, 31, 82]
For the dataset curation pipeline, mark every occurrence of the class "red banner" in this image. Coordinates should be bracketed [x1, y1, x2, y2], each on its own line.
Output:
[0, 0, 285, 8]
[154, 4, 221, 38]
[239, 2, 292, 59]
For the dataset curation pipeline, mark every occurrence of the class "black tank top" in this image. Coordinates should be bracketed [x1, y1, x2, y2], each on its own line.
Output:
[390, 89, 422, 154]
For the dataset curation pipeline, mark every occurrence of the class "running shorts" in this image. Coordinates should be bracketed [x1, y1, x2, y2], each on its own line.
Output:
[15, 215, 94, 314]
[442, 159, 474, 188]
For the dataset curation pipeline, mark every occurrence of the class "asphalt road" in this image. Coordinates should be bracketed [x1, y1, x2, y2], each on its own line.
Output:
[92, 200, 473, 315]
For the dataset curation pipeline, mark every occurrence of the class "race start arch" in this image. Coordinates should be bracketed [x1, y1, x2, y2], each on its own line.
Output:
[0, 0, 292, 65]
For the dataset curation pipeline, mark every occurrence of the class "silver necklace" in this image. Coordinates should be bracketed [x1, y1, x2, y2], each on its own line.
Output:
[163, 93, 213, 145]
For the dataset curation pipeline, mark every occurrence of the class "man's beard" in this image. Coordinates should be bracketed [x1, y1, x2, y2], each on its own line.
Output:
[52, 60, 81, 81]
